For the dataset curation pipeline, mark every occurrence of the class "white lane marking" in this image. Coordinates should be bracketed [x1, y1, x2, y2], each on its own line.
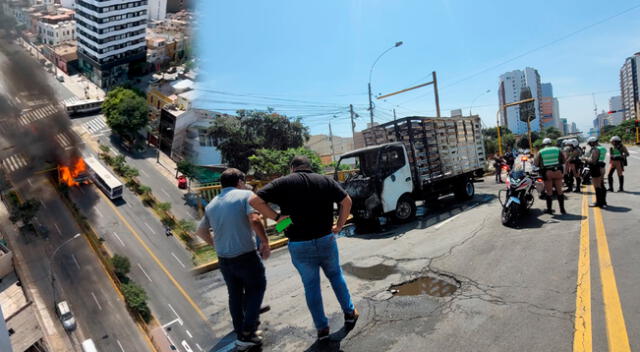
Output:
[91, 292, 103, 311]
[137, 263, 153, 282]
[54, 223, 62, 236]
[195, 343, 203, 352]
[126, 202, 132, 209]
[434, 204, 478, 230]
[161, 318, 181, 329]
[27, 179, 33, 186]
[167, 303, 183, 325]
[171, 252, 186, 269]
[113, 232, 126, 247]
[161, 188, 171, 198]
[144, 222, 155, 233]
[116, 340, 125, 352]
[71, 254, 81, 269]
[139, 168, 149, 178]
[185, 330, 192, 338]
[181, 341, 193, 352]
[95, 208, 103, 218]
[40, 200, 47, 209]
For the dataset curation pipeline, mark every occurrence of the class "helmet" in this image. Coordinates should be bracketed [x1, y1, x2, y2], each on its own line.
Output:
[562, 139, 571, 146]
[587, 137, 598, 144]
[571, 139, 580, 147]
[542, 138, 552, 146]
[610, 136, 621, 143]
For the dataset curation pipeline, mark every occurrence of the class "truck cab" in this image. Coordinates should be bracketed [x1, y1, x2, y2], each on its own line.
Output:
[336, 143, 416, 223]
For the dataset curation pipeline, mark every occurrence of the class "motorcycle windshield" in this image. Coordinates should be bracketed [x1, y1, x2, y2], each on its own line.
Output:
[509, 170, 526, 182]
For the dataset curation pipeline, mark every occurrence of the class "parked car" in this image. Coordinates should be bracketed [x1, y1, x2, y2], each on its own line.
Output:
[177, 175, 188, 189]
[55, 301, 76, 331]
[56, 74, 64, 82]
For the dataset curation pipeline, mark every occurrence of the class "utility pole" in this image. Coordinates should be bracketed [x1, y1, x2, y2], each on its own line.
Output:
[328, 123, 335, 162]
[393, 109, 397, 120]
[368, 83, 374, 127]
[349, 104, 356, 139]
[432, 71, 441, 118]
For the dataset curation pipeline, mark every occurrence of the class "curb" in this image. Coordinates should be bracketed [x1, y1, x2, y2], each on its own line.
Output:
[191, 237, 289, 275]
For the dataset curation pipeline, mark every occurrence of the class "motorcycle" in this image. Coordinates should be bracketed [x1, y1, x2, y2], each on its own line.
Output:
[500, 169, 542, 227]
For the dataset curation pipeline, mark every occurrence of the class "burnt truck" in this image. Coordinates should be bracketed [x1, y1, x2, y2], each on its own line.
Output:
[335, 116, 486, 223]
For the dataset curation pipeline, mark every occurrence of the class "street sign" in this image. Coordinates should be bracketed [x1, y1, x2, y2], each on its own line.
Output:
[519, 87, 536, 122]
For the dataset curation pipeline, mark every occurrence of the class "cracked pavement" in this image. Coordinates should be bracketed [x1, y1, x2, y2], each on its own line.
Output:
[195, 149, 640, 351]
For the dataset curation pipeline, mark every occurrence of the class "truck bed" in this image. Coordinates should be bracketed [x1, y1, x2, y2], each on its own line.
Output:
[362, 116, 486, 186]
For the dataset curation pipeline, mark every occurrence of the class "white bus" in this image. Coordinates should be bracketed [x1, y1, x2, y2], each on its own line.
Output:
[84, 156, 123, 199]
[65, 99, 103, 116]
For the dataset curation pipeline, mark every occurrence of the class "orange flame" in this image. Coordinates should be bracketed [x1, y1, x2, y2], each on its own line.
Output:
[58, 158, 87, 187]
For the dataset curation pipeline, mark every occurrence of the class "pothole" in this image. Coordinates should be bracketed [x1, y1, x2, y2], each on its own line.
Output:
[389, 273, 459, 297]
[342, 260, 398, 281]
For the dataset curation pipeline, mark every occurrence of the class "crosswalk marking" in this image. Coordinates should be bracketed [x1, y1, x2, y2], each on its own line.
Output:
[61, 96, 80, 107]
[1, 154, 28, 172]
[56, 132, 73, 148]
[18, 104, 59, 125]
[83, 116, 109, 134]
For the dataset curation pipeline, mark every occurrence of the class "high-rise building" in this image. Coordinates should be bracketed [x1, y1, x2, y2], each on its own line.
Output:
[553, 98, 561, 131]
[540, 83, 557, 128]
[498, 67, 542, 134]
[148, 0, 167, 20]
[570, 122, 578, 134]
[75, 0, 148, 88]
[608, 95, 624, 125]
[619, 53, 640, 121]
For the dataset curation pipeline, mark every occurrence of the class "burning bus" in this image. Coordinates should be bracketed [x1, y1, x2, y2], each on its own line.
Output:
[57, 156, 123, 199]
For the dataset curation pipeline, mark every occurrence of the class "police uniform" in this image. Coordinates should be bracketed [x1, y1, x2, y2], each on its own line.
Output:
[535, 145, 566, 213]
[607, 144, 629, 192]
[586, 144, 607, 207]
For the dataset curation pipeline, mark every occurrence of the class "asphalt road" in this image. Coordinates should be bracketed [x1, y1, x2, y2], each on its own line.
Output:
[0, 37, 151, 351]
[196, 148, 640, 351]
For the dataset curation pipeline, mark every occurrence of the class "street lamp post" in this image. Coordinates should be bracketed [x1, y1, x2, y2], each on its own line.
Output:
[495, 97, 535, 156]
[368, 41, 403, 126]
[50, 233, 81, 303]
[470, 89, 490, 116]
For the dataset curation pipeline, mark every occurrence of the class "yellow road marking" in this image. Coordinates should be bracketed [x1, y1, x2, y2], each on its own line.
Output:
[573, 192, 591, 352]
[591, 187, 631, 352]
[96, 187, 210, 323]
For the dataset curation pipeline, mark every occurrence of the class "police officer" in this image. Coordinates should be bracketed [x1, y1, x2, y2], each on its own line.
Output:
[585, 137, 607, 207]
[565, 139, 583, 193]
[607, 136, 629, 192]
[535, 138, 566, 214]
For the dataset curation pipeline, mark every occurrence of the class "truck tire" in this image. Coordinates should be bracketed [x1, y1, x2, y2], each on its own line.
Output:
[393, 195, 416, 223]
[454, 179, 475, 201]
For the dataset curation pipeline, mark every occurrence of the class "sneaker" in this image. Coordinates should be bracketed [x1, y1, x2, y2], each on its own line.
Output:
[317, 327, 330, 341]
[344, 308, 360, 331]
[236, 332, 263, 350]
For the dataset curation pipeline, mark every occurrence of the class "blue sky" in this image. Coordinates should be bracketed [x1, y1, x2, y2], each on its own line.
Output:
[196, 0, 640, 137]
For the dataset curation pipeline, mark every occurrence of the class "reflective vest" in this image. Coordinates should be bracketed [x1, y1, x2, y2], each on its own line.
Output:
[597, 146, 607, 162]
[540, 146, 561, 167]
[611, 147, 622, 158]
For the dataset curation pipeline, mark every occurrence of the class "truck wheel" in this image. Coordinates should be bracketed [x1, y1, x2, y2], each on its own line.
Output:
[393, 195, 416, 223]
[455, 179, 475, 200]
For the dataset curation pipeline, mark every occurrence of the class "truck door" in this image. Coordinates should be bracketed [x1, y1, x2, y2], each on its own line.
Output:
[380, 145, 414, 213]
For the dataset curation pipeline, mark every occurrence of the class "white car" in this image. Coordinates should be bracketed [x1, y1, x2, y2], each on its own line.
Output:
[55, 301, 76, 331]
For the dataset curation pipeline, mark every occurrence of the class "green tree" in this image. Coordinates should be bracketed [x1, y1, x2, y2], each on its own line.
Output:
[103, 87, 148, 142]
[122, 165, 139, 179]
[542, 126, 562, 140]
[208, 110, 310, 172]
[111, 254, 131, 282]
[138, 185, 151, 196]
[157, 202, 171, 212]
[600, 119, 636, 143]
[248, 147, 322, 179]
[121, 282, 151, 322]
[10, 199, 41, 225]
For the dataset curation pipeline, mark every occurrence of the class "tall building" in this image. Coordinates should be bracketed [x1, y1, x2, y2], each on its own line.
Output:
[608, 95, 624, 125]
[553, 98, 561, 131]
[540, 83, 557, 128]
[148, 0, 167, 20]
[570, 122, 578, 134]
[75, 0, 148, 88]
[619, 53, 640, 121]
[498, 67, 543, 134]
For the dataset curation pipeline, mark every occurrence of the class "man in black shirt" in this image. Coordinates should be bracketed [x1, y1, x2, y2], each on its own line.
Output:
[249, 156, 359, 342]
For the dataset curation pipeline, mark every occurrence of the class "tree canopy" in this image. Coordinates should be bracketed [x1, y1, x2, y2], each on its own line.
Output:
[599, 119, 636, 144]
[248, 147, 322, 180]
[103, 87, 148, 142]
[208, 110, 310, 172]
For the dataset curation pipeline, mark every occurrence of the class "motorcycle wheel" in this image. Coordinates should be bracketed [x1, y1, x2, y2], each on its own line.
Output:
[501, 202, 518, 227]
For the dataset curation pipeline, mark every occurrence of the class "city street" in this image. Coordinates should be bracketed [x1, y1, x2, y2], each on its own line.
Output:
[197, 148, 640, 351]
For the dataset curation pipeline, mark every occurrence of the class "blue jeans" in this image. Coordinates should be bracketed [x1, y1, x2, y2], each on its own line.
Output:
[219, 251, 266, 334]
[288, 234, 355, 330]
